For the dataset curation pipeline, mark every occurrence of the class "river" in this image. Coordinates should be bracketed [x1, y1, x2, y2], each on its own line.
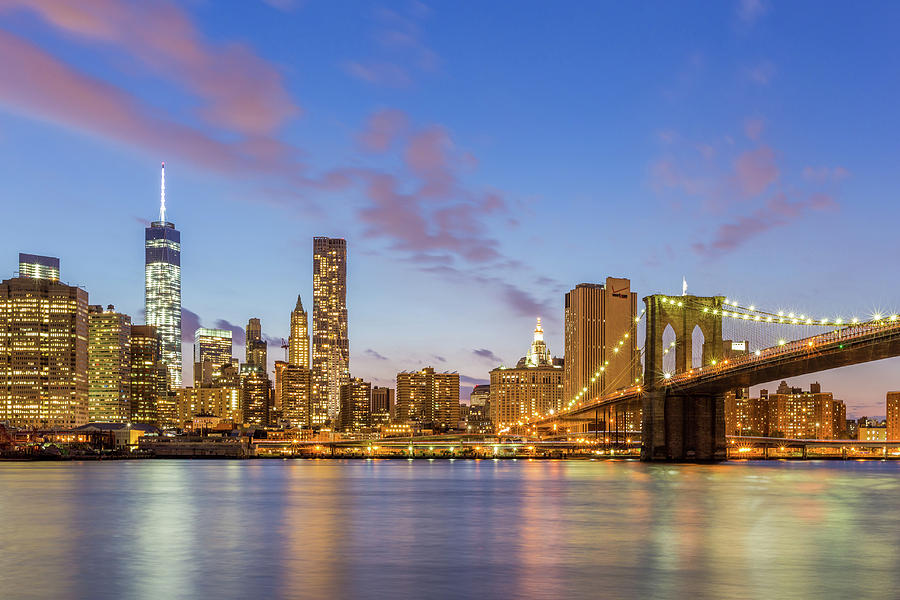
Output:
[1, 459, 897, 599]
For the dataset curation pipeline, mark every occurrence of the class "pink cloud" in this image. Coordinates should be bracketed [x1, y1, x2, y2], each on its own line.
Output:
[358, 108, 409, 152]
[0, 30, 281, 175]
[344, 61, 412, 88]
[0, 0, 299, 136]
[734, 146, 778, 196]
[692, 193, 837, 257]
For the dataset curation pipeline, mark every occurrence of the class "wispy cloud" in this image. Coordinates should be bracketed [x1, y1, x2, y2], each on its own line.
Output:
[737, 0, 768, 25]
[473, 348, 503, 364]
[365, 348, 389, 361]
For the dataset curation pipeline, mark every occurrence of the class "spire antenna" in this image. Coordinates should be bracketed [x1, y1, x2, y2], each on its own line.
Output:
[160, 161, 166, 222]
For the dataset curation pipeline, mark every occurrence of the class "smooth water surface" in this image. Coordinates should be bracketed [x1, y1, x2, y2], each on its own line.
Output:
[2, 459, 899, 600]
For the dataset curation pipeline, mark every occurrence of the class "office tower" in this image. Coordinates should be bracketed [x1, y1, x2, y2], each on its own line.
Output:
[0, 268, 89, 428]
[371, 386, 394, 426]
[145, 162, 182, 389]
[887, 392, 900, 440]
[245, 318, 267, 371]
[564, 278, 639, 404]
[396, 367, 460, 431]
[289, 295, 310, 368]
[88, 305, 132, 423]
[18, 253, 60, 281]
[274, 360, 287, 410]
[241, 365, 271, 426]
[281, 364, 311, 428]
[490, 318, 564, 429]
[130, 325, 168, 425]
[470, 384, 490, 407]
[312, 237, 349, 424]
[193, 327, 233, 387]
[340, 378, 372, 432]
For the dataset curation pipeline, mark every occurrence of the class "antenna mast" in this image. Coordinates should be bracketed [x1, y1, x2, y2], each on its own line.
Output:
[160, 161, 166, 222]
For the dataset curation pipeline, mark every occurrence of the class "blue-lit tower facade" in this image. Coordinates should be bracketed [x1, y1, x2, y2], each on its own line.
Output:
[145, 162, 182, 389]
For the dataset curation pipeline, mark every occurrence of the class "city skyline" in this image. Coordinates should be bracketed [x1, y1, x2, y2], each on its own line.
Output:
[1, 1, 899, 415]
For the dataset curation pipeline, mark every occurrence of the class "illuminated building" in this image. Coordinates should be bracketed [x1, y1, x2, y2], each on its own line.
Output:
[130, 325, 168, 426]
[859, 425, 887, 441]
[176, 386, 241, 425]
[241, 365, 271, 426]
[281, 363, 311, 428]
[312, 237, 349, 424]
[18, 253, 60, 281]
[289, 295, 310, 368]
[727, 382, 846, 439]
[564, 278, 639, 404]
[145, 163, 182, 388]
[371, 386, 394, 426]
[887, 392, 900, 440]
[470, 384, 490, 407]
[245, 318, 267, 372]
[0, 270, 89, 428]
[193, 327, 233, 387]
[490, 319, 564, 429]
[396, 367, 460, 431]
[340, 378, 371, 432]
[88, 305, 132, 423]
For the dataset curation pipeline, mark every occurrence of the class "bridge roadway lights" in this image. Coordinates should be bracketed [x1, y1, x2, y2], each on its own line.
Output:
[641, 389, 727, 462]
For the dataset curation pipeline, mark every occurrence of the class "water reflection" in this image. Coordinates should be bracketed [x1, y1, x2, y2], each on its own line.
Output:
[2, 460, 900, 600]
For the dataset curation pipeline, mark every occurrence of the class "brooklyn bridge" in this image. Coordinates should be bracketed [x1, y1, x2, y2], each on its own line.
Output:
[515, 294, 900, 462]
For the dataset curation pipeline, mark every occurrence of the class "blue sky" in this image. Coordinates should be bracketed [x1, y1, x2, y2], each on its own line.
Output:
[0, 0, 898, 416]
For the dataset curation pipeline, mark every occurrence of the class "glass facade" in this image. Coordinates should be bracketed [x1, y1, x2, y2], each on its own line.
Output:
[88, 305, 132, 423]
[18, 253, 60, 281]
[145, 221, 182, 389]
[312, 237, 349, 425]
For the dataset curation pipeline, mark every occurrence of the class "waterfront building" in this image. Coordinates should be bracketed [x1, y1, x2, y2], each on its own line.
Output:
[312, 237, 349, 425]
[145, 163, 182, 388]
[0, 267, 89, 428]
[887, 392, 900, 440]
[289, 295, 310, 368]
[726, 382, 846, 439]
[193, 327, 233, 387]
[245, 318, 267, 371]
[130, 325, 168, 426]
[371, 386, 394, 426]
[241, 365, 271, 426]
[88, 305, 132, 423]
[18, 253, 60, 281]
[563, 278, 639, 406]
[281, 363, 311, 428]
[176, 386, 241, 425]
[490, 318, 564, 429]
[340, 378, 372, 432]
[396, 367, 460, 431]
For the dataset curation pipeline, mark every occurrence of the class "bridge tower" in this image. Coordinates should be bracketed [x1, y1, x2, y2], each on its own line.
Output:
[642, 294, 728, 461]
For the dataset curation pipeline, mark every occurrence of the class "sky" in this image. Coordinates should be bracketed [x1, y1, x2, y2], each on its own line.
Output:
[0, 0, 898, 417]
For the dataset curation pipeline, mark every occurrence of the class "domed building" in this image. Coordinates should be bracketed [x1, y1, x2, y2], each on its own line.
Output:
[490, 318, 564, 430]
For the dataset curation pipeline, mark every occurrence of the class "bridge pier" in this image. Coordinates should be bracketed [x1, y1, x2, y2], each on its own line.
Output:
[641, 389, 727, 461]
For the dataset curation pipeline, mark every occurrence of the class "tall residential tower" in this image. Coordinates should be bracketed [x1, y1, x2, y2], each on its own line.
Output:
[145, 162, 182, 388]
[312, 237, 349, 423]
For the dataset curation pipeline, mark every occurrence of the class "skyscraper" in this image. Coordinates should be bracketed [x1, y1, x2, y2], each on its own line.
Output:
[339, 378, 372, 432]
[130, 325, 168, 426]
[289, 295, 310, 368]
[563, 278, 639, 405]
[145, 162, 182, 389]
[0, 261, 89, 428]
[312, 237, 349, 424]
[887, 392, 900, 441]
[193, 327, 233, 387]
[88, 305, 132, 423]
[245, 318, 267, 371]
[18, 253, 60, 281]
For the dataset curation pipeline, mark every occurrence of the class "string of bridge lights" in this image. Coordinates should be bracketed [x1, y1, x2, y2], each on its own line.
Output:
[563, 309, 646, 412]
[658, 296, 899, 327]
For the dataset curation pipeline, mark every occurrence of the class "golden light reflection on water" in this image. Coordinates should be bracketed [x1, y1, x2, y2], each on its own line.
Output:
[2, 459, 900, 600]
